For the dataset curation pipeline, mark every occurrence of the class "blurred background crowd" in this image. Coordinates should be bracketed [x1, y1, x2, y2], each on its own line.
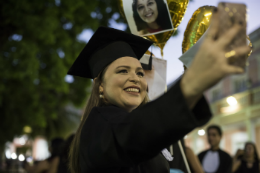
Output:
[0, 0, 260, 172]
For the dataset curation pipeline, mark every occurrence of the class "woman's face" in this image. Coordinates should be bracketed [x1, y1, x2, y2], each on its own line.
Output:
[100, 56, 147, 112]
[137, 0, 158, 24]
[245, 144, 255, 157]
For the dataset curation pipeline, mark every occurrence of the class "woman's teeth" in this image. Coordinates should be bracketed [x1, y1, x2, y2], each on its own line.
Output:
[145, 13, 153, 17]
[125, 88, 140, 93]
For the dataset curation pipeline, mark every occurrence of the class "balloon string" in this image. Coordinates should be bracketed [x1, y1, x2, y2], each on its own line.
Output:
[150, 46, 153, 62]
[153, 42, 166, 59]
[155, 42, 167, 46]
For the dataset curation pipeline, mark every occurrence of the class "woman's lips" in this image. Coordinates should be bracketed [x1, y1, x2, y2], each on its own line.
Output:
[124, 90, 140, 96]
[145, 12, 153, 18]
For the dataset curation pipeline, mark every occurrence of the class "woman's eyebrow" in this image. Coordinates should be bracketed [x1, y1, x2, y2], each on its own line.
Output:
[116, 66, 143, 70]
[116, 66, 130, 69]
[137, 3, 144, 7]
[136, 67, 144, 70]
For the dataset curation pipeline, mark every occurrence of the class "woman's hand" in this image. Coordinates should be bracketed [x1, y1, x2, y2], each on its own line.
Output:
[232, 149, 243, 172]
[46, 157, 60, 173]
[234, 149, 244, 158]
[181, 7, 251, 108]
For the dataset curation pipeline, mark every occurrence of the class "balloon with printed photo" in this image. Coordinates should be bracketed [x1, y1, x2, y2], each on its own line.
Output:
[118, 0, 189, 57]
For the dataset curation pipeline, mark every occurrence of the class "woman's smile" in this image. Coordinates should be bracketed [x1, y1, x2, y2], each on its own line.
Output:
[124, 86, 141, 96]
[144, 12, 153, 18]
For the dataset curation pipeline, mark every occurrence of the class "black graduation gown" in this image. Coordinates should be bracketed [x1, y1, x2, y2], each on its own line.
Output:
[198, 149, 232, 173]
[79, 79, 212, 173]
[168, 139, 188, 172]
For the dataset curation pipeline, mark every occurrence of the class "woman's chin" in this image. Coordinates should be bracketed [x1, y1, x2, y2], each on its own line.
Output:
[123, 101, 142, 110]
[145, 20, 155, 24]
[144, 17, 157, 24]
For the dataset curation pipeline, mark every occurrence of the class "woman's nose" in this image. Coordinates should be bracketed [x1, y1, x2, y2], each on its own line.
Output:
[144, 5, 149, 13]
[129, 73, 140, 83]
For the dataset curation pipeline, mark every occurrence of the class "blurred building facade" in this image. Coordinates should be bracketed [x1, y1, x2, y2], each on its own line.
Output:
[185, 27, 260, 157]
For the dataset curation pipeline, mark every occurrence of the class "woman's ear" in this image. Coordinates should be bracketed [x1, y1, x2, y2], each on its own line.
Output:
[94, 77, 104, 93]
[93, 78, 104, 93]
[99, 85, 104, 93]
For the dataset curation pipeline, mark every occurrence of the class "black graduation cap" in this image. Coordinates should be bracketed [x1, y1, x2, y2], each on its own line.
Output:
[67, 26, 153, 79]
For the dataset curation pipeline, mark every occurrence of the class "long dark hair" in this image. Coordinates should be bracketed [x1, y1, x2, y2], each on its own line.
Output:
[243, 142, 259, 163]
[68, 67, 108, 173]
[132, 0, 172, 31]
[69, 65, 149, 173]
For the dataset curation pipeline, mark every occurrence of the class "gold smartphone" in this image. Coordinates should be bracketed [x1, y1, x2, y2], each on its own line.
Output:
[218, 2, 247, 68]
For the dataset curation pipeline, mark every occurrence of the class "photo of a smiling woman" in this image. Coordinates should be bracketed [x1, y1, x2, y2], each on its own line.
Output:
[132, 0, 173, 35]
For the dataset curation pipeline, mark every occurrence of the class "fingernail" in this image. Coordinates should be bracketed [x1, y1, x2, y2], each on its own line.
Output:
[213, 7, 218, 12]
[239, 21, 243, 25]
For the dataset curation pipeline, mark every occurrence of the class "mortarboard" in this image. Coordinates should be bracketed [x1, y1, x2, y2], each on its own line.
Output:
[67, 26, 153, 79]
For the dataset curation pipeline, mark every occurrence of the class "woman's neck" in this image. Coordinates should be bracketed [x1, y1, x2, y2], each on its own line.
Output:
[147, 22, 160, 30]
[243, 155, 255, 162]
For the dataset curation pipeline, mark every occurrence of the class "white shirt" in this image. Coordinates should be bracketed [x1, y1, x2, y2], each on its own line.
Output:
[161, 148, 173, 161]
[202, 150, 220, 173]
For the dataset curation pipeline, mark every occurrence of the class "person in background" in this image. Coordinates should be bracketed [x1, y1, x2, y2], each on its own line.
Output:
[25, 138, 64, 173]
[232, 142, 260, 173]
[198, 125, 232, 173]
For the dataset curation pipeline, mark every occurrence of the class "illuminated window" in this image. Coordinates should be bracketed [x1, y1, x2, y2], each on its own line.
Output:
[234, 79, 247, 93]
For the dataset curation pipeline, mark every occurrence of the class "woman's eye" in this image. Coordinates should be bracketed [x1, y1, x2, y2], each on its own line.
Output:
[148, 2, 154, 6]
[118, 70, 128, 74]
[137, 72, 144, 77]
[137, 6, 144, 10]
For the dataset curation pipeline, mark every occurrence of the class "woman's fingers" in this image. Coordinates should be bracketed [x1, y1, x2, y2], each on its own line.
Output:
[224, 65, 244, 75]
[223, 46, 250, 75]
[229, 46, 251, 59]
[217, 24, 242, 49]
[205, 7, 219, 41]
[224, 46, 250, 64]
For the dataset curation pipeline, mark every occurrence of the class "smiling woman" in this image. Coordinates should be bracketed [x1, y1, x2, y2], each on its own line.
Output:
[67, 26, 212, 173]
[132, 0, 173, 34]
[67, 11, 250, 172]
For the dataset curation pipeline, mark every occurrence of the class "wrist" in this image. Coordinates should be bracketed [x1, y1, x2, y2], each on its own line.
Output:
[181, 72, 204, 109]
[181, 71, 204, 98]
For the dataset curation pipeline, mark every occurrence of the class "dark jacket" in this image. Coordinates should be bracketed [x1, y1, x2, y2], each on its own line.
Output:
[79, 79, 212, 173]
[198, 149, 232, 173]
[234, 159, 260, 173]
[168, 139, 188, 172]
